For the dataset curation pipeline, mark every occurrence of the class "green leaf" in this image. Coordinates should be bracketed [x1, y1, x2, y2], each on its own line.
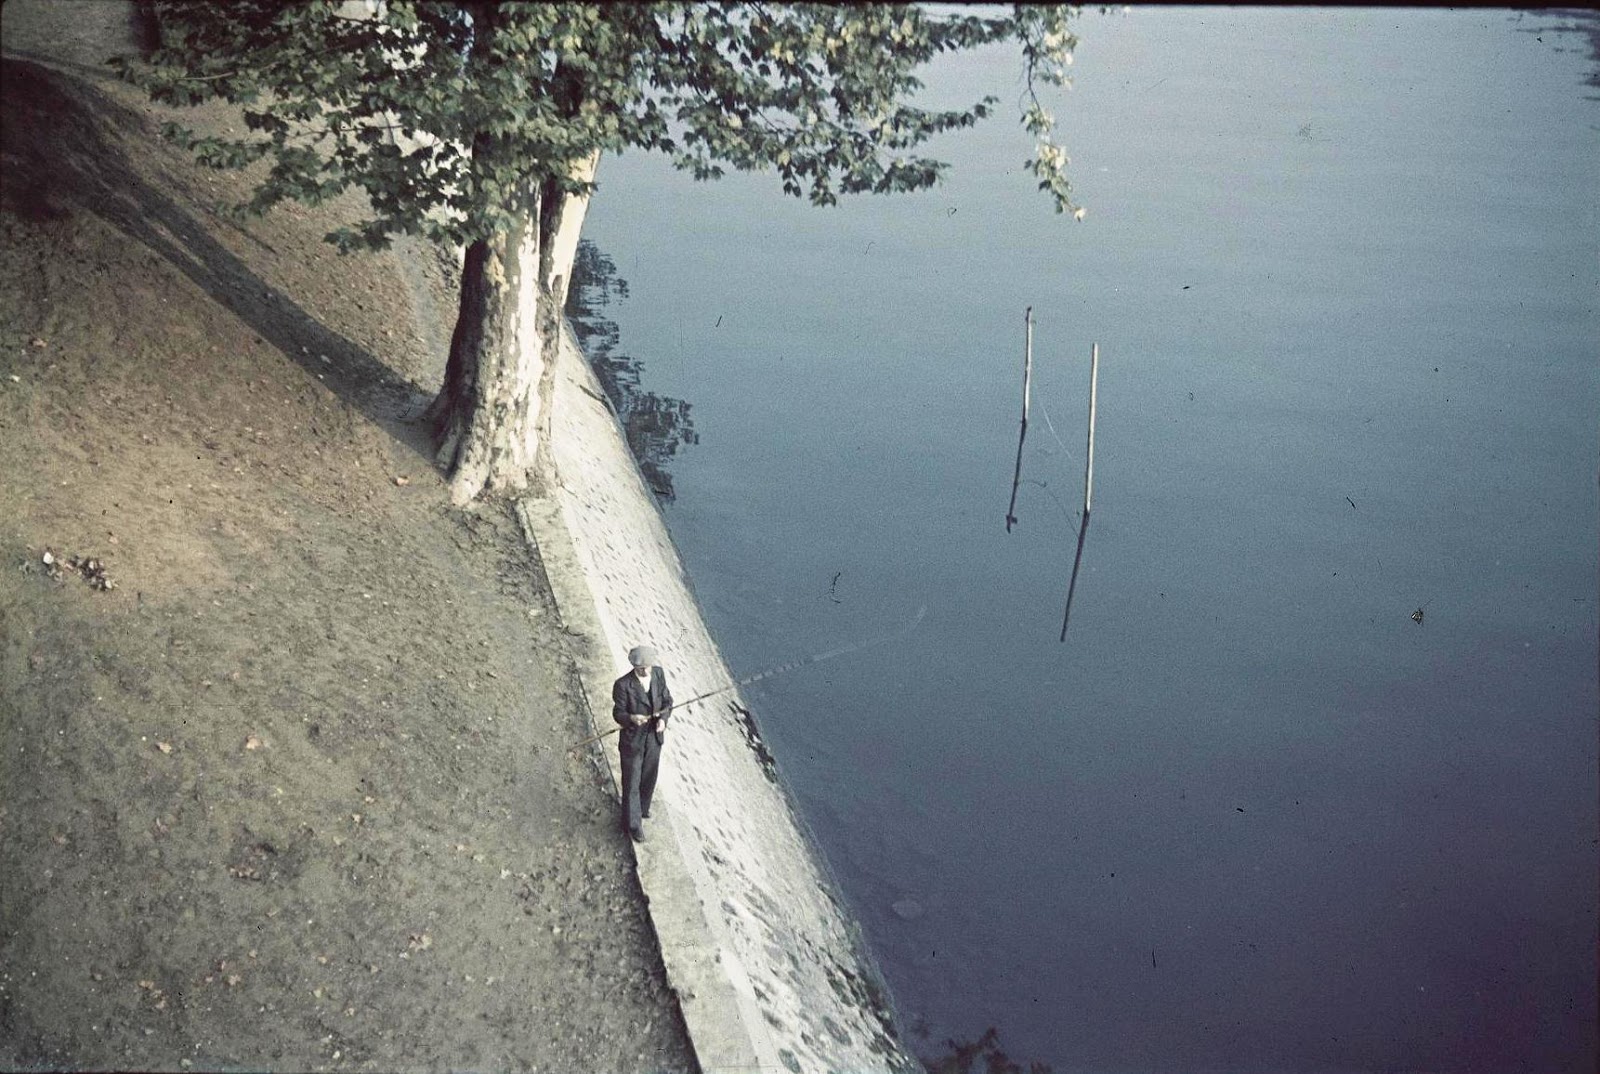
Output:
[122, 1, 1089, 250]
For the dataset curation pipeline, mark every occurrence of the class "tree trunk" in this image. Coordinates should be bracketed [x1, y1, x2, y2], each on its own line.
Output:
[425, 151, 600, 506]
[529, 149, 601, 467]
[424, 194, 542, 504]
[539, 150, 600, 309]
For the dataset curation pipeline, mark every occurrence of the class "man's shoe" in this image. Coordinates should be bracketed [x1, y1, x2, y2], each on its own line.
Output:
[641, 807, 651, 819]
[629, 826, 645, 843]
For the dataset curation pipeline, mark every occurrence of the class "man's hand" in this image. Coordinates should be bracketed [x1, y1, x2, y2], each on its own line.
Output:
[630, 713, 650, 727]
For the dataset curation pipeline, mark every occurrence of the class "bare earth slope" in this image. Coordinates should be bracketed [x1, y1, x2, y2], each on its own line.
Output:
[0, 5, 695, 1071]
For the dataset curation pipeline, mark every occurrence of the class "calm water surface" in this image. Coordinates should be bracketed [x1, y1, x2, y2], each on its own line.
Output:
[577, 9, 1598, 1072]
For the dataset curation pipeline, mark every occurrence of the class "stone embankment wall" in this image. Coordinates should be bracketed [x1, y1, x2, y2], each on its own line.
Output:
[517, 324, 918, 1074]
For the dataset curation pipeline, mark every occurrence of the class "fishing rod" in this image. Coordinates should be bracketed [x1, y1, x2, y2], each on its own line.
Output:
[567, 604, 929, 752]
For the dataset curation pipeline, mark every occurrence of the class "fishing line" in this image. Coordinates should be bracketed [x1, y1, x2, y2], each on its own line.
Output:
[568, 604, 929, 752]
[1021, 478, 1078, 531]
[1039, 394, 1077, 463]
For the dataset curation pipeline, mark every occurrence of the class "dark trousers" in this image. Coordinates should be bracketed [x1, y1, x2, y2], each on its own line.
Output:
[618, 727, 662, 833]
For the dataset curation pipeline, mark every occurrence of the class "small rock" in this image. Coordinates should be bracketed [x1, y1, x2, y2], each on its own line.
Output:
[244, 735, 264, 751]
[29, 337, 46, 348]
[393, 475, 410, 487]
[155, 742, 173, 755]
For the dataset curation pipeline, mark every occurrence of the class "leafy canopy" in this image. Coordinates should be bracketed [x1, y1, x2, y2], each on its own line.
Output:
[121, 1, 1085, 252]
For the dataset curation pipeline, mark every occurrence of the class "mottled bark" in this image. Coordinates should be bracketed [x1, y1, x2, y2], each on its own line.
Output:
[530, 150, 600, 472]
[539, 150, 600, 308]
[420, 12, 603, 505]
[424, 213, 544, 505]
[426, 153, 599, 505]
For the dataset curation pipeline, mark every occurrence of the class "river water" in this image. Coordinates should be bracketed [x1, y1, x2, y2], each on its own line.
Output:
[573, 9, 1598, 1072]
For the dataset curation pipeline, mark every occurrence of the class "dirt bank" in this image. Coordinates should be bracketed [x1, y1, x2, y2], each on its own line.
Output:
[0, 4, 695, 1071]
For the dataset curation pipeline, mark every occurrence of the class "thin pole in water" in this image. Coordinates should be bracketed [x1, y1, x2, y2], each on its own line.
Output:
[1084, 342, 1099, 516]
[1062, 343, 1099, 642]
[1025, 308, 1035, 421]
[1005, 307, 1035, 532]
[1059, 511, 1090, 643]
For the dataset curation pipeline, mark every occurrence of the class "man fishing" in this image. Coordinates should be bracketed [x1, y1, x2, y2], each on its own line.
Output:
[613, 645, 672, 843]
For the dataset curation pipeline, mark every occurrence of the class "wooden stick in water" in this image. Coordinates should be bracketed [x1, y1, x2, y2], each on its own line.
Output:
[1062, 344, 1100, 641]
[1025, 309, 1035, 423]
[1005, 307, 1034, 532]
[1084, 342, 1099, 516]
[1059, 511, 1090, 643]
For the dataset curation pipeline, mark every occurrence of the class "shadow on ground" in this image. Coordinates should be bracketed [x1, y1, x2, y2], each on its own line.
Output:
[0, 57, 435, 459]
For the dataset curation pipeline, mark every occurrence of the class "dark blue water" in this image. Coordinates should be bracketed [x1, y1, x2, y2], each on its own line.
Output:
[577, 9, 1598, 1072]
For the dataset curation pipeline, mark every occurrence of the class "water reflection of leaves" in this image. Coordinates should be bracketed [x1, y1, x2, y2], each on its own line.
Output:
[1517, 9, 1600, 95]
[566, 240, 698, 502]
[921, 1026, 1053, 1074]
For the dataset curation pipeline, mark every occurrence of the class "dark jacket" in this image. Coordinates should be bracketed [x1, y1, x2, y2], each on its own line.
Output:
[612, 666, 673, 743]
